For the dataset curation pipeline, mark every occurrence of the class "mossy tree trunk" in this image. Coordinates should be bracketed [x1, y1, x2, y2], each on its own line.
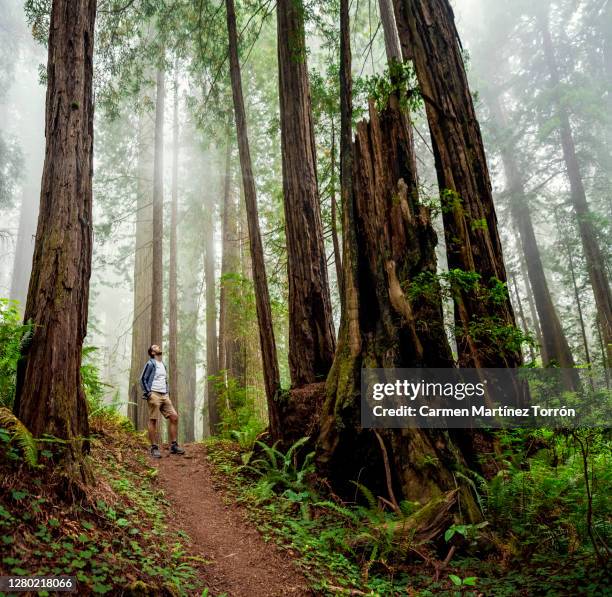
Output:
[14, 0, 97, 485]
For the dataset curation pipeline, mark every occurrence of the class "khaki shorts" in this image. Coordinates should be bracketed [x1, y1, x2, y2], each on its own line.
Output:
[148, 392, 177, 421]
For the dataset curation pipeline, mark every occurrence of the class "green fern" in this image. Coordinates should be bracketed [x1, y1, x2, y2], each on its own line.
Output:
[0, 407, 39, 468]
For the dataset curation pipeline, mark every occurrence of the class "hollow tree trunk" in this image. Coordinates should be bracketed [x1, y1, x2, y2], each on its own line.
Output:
[150, 67, 165, 348]
[539, 6, 612, 368]
[277, 0, 336, 387]
[488, 94, 577, 381]
[14, 0, 97, 485]
[205, 199, 219, 434]
[128, 110, 153, 428]
[225, 0, 282, 438]
[168, 72, 179, 420]
[396, 0, 522, 369]
[318, 1, 477, 517]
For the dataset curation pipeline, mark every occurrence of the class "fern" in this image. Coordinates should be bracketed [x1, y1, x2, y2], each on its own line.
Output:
[0, 407, 39, 468]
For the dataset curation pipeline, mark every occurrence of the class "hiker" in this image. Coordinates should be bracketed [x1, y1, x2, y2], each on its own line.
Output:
[140, 344, 185, 458]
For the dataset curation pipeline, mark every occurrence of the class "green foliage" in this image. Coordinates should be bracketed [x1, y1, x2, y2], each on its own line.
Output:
[0, 407, 38, 468]
[0, 299, 30, 409]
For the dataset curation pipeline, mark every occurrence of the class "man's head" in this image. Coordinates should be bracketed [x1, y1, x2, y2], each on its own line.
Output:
[148, 344, 162, 359]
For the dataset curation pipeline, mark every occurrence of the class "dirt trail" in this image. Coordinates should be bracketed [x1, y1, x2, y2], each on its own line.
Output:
[155, 443, 311, 597]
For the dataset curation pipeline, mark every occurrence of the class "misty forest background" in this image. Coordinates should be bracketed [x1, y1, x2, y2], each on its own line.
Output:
[0, 0, 610, 594]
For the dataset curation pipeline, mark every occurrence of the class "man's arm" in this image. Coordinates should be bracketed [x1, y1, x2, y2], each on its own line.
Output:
[140, 361, 153, 398]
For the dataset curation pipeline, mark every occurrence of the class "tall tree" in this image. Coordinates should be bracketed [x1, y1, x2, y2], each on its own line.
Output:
[395, 0, 523, 370]
[205, 193, 219, 434]
[277, 0, 336, 387]
[127, 108, 153, 429]
[488, 93, 577, 379]
[538, 3, 612, 367]
[319, 0, 478, 519]
[218, 126, 246, 386]
[225, 0, 282, 437]
[168, 71, 179, 420]
[150, 67, 165, 348]
[14, 0, 97, 484]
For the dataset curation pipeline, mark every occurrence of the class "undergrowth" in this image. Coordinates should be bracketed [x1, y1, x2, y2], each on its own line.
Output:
[0, 414, 208, 596]
[205, 436, 610, 596]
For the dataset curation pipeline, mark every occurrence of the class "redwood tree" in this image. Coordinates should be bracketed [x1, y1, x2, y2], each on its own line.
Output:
[318, 0, 478, 519]
[396, 0, 523, 369]
[277, 0, 336, 387]
[14, 0, 97, 482]
[150, 67, 165, 349]
[225, 0, 282, 437]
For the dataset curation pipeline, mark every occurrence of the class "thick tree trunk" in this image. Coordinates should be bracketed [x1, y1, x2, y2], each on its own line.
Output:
[539, 6, 612, 368]
[14, 0, 96, 485]
[318, 1, 477, 518]
[488, 95, 576, 380]
[277, 0, 336, 387]
[397, 0, 522, 369]
[128, 111, 154, 428]
[205, 200, 219, 434]
[150, 68, 165, 348]
[168, 73, 179, 422]
[225, 0, 282, 437]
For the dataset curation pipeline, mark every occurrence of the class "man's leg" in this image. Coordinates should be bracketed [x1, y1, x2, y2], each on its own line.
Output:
[147, 418, 158, 446]
[168, 414, 178, 443]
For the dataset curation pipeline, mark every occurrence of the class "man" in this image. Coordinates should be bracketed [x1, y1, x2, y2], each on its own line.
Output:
[140, 344, 185, 458]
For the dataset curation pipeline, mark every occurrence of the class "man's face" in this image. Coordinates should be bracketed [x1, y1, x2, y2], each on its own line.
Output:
[151, 345, 162, 357]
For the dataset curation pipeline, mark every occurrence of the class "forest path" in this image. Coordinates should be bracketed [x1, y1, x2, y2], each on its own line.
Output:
[155, 443, 311, 597]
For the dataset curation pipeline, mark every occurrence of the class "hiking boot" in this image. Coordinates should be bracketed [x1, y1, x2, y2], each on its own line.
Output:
[150, 444, 162, 458]
[170, 441, 185, 455]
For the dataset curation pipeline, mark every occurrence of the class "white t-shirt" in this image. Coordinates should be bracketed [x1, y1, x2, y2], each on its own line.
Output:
[151, 360, 167, 393]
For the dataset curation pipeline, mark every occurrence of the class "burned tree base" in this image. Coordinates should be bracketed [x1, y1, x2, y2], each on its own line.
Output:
[317, 98, 481, 523]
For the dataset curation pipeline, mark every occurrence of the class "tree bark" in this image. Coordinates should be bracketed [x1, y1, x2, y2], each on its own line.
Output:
[539, 5, 612, 368]
[318, 2, 477, 518]
[225, 0, 282, 437]
[396, 0, 523, 369]
[168, 72, 179, 422]
[277, 0, 336, 387]
[378, 0, 402, 62]
[150, 67, 165, 348]
[14, 0, 97, 485]
[128, 110, 154, 429]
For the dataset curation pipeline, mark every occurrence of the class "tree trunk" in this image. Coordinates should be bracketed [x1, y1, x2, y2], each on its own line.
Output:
[10, 185, 39, 312]
[539, 5, 612, 368]
[205, 197, 219, 434]
[510, 274, 535, 363]
[488, 94, 577, 380]
[150, 67, 165, 348]
[168, 72, 179, 422]
[378, 0, 402, 62]
[318, 2, 477, 518]
[519, 253, 544, 358]
[14, 0, 96, 486]
[128, 110, 154, 429]
[225, 0, 282, 438]
[396, 0, 522, 369]
[219, 129, 246, 387]
[330, 120, 343, 294]
[277, 0, 336, 387]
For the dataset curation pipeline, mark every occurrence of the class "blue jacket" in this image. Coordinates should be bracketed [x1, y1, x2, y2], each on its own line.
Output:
[140, 358, 169, 398]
